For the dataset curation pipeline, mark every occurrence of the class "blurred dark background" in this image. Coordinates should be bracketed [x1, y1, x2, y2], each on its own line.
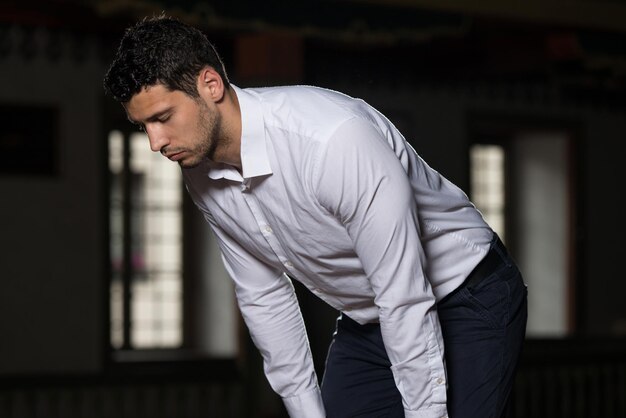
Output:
[1, 0, 625, 417]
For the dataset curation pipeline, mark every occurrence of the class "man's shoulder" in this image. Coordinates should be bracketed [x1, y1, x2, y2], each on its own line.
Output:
[245, 84, 347, 99]
[248, 85, 369, 141]
[247, 85, 361, 114]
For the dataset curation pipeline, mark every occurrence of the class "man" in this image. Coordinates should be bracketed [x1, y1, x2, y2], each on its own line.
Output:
[104, 16, 527, 418]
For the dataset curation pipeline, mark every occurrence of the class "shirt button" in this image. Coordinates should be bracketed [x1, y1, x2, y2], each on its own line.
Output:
[436, 377, 445, 385]
[263, 225, 273, 234]
[284, 261, 293, 268]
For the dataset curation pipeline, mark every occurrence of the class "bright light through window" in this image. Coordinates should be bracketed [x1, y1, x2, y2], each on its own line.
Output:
[470, 144, 506, 242]
[109, 130, 183, 349]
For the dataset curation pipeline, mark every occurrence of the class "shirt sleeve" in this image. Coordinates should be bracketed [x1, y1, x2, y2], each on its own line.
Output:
[313, 118, 448, 418]
[205, 215, 325, 418]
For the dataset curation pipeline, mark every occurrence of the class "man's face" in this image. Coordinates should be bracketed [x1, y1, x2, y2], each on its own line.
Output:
[124, 84, 221, 168]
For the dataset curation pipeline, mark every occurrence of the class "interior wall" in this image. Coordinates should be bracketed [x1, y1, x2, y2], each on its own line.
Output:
[583, 112, 626, 335]
[0, 28, 105, 374]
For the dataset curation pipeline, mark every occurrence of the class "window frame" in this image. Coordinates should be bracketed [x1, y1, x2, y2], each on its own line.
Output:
[467, 110, 585, 335]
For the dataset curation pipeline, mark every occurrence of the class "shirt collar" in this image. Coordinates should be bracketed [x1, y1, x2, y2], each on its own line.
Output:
[206, 85, 272, 181]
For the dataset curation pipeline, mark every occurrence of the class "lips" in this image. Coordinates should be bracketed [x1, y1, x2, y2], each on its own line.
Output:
[165, 151, 185, 161]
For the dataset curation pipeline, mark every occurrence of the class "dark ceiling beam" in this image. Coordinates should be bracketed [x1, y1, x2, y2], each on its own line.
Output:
[91, 0, 471, 45]
[351, 0, 626, 33]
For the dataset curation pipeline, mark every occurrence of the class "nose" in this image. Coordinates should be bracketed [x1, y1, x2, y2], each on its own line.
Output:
[145, 124, 169, 153]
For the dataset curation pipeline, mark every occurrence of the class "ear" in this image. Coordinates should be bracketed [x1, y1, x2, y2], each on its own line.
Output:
[197, 66, 225, 102]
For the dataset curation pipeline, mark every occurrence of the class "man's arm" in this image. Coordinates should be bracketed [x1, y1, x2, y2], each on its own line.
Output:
[206, 217, 325, 418]
[314, 118, 448, 418]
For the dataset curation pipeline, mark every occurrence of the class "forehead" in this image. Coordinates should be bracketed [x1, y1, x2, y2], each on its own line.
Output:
[124, 84, 188, 122]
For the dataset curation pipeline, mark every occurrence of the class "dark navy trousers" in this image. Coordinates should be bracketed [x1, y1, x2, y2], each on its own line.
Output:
[321, 237, 528, 417]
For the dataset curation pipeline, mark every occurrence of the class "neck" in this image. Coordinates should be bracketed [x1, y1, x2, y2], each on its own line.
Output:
[213, 86, 242, 169]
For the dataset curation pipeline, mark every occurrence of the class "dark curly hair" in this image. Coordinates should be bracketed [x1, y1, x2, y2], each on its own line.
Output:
[103, 15, 229, 102]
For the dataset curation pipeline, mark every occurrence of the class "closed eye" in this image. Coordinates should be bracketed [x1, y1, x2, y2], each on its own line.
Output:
[147, 110, 172, 124]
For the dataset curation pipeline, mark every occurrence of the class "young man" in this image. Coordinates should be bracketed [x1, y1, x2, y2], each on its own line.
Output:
[104, 16, 527, 418]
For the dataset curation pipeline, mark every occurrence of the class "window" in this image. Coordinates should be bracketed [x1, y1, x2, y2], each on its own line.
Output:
[470, 144, 506, 242]
[470, 120, 578, 337]
[109, 130, 183, 349]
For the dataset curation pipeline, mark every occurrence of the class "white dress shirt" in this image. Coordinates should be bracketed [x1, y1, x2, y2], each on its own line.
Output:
[183, 84, 493, 418]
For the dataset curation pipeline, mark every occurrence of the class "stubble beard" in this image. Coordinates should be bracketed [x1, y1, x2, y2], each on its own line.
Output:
[179, 99, 222, 169]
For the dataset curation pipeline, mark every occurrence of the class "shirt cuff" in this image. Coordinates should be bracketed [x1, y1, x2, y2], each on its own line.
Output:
[404, 405, 448, 418]
[282, 387, 325, 418]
